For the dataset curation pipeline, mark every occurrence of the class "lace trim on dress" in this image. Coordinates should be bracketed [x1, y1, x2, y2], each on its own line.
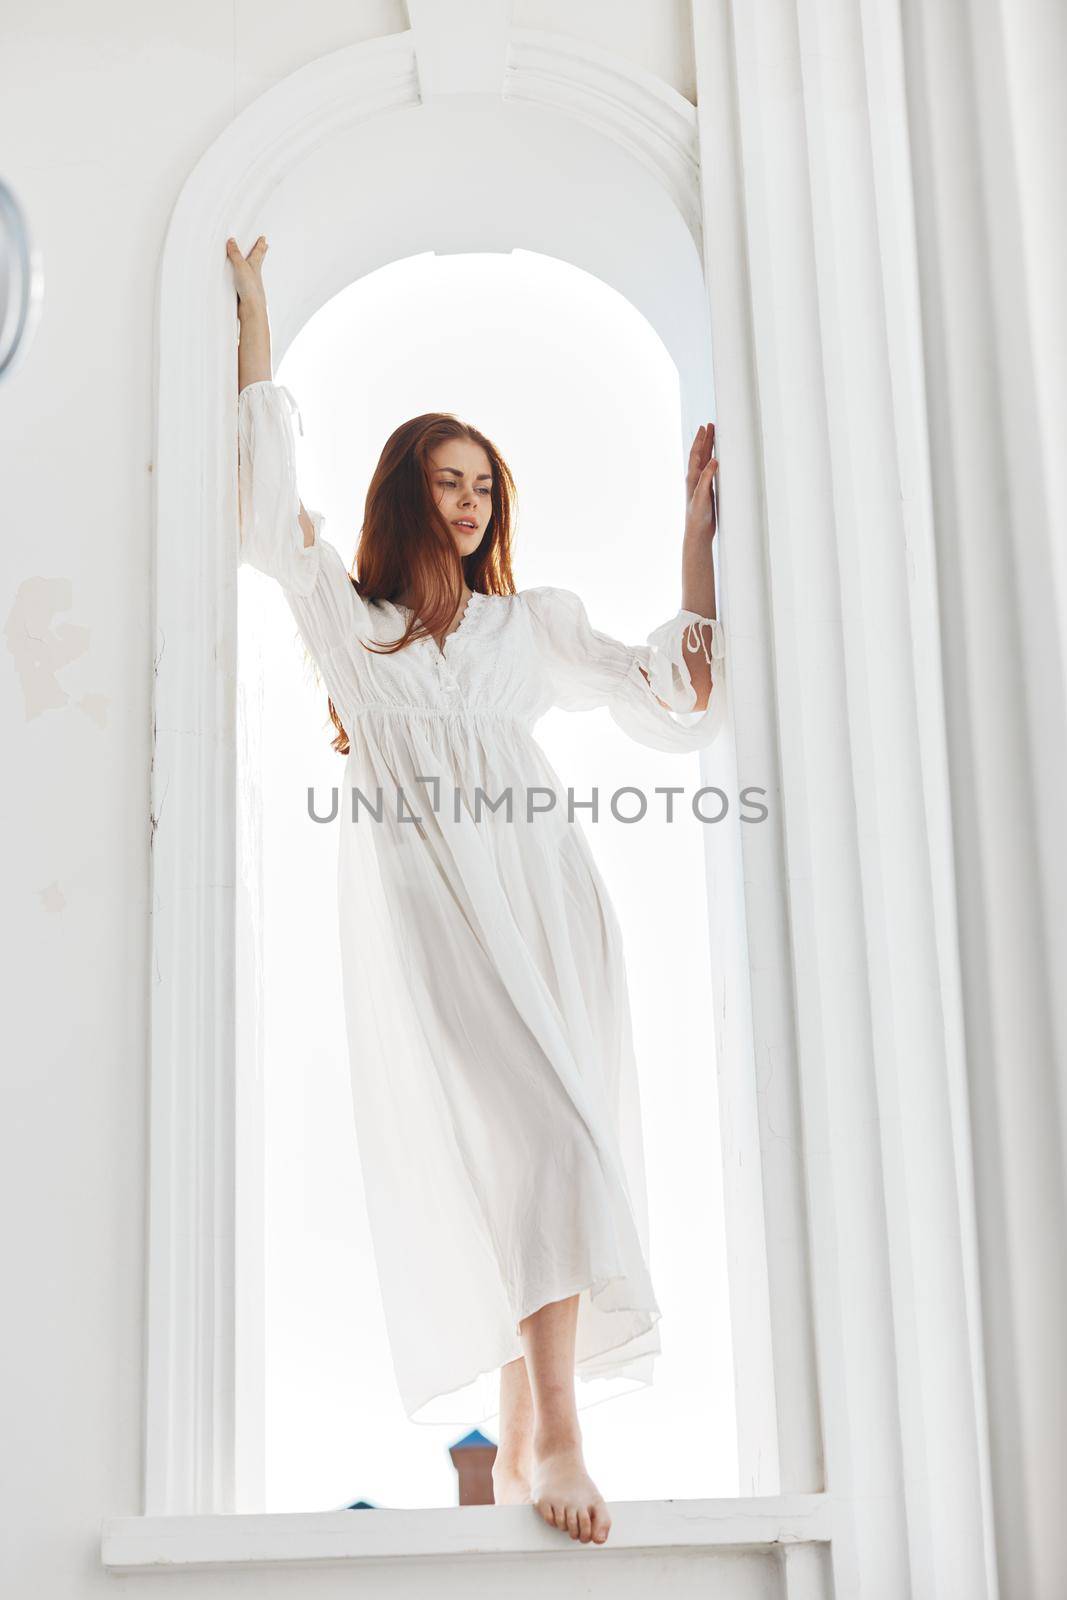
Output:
[390, 589, 486, 655]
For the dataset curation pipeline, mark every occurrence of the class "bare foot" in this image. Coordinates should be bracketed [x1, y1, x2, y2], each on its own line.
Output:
[530, 1438, 612, 1544]
[491, 1453, 532, 1505]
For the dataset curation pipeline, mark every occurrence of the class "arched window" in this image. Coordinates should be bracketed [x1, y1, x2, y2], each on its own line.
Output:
[236, 248, 739, 1507]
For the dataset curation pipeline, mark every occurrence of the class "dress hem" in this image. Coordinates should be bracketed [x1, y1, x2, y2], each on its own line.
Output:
[402, 1269, 661, 1426]
[511, 1269, 660, 1341]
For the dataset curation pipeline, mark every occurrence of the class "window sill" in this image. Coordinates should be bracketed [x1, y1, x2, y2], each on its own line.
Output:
[101, 1495, 830, 1571]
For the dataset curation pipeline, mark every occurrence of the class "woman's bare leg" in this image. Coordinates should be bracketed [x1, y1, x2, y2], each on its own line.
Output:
[491, 1356, 534, 1503]
[520, 1293, 611, 1545]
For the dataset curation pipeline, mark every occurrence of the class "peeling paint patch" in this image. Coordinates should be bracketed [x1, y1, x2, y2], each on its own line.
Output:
[38, 881, 66, 913]
[77, 692, 110, 728]
[5, 577, 92, 718]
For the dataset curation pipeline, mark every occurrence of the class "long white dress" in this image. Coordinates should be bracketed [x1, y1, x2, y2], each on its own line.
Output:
[237, 379, 728, 1424]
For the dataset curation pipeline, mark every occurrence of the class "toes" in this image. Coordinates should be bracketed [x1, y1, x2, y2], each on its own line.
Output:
[590, 1503, 611, 1544]
[537, 1498, 563, 1531]
[534, 1492, 605, 1543]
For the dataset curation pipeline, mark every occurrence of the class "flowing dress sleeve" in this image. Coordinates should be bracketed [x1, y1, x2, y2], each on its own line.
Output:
[237, 379, 371, 655]
[522, 585, 727, 753]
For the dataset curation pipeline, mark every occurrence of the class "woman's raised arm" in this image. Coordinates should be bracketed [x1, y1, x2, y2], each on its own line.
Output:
[228, 235, 272, 390]
[227, 234, 314, 550]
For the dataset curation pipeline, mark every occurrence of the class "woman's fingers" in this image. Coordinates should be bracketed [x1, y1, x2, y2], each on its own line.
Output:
[703, 454, 719, 530]
[686, 424, 709, 496]
[226, 236, 270, 311]
[687, 422, 716, 471]
[694, 456, 717, 515]
[684, 422, 719, 536]
[225, 236, 268, 271]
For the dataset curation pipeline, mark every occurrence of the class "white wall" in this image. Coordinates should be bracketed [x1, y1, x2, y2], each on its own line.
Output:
[0, 5, 399, 1596]
[0, 2, 725, 1595]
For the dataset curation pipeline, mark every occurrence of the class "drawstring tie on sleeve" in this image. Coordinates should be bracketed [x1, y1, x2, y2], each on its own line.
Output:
[275, 383, 305, 436]
[643, 611, 724, 711]
[683, 616, 716, 667]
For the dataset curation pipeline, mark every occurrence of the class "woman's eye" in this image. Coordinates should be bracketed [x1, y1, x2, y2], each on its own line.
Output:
[439, 480, 493, 495]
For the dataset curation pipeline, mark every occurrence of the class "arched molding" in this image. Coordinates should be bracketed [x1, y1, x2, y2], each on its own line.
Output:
[504, 28, 703, 248]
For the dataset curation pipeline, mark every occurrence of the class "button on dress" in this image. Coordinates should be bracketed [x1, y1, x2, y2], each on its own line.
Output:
[237, 379, 728, 1424]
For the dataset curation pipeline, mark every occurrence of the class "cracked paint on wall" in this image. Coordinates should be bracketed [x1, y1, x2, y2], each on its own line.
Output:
[5, 576, 110, 725]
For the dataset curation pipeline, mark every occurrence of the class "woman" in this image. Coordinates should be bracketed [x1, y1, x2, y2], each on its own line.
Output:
[227, 234, 725, 1545]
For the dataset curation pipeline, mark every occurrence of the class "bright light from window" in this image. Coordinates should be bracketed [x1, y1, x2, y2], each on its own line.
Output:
[237, 250, 737, 1512]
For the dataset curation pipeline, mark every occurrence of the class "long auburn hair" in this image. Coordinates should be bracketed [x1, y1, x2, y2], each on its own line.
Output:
[325, 413, 518, 755]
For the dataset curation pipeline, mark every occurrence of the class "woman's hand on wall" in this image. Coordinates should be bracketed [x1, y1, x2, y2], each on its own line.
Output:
[227, 235, 272, 391]
[227, 235, 269, 317]
[679, 422, 718, 669]
[684, 421, 718, 545]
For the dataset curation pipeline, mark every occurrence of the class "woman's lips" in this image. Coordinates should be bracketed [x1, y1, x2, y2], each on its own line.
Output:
[452, 519, 478, 530]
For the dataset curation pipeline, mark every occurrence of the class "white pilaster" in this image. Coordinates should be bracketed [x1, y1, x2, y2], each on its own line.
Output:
[691, 0, 994, 1593]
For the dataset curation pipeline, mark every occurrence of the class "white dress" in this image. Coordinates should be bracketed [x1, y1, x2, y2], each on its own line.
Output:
[237, 379, 728, 1424]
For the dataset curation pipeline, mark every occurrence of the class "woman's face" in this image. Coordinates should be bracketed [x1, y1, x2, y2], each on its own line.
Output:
[428, 437, 494, 557]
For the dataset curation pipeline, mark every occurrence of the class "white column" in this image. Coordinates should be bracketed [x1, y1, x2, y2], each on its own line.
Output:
[692, 0, 993, 1593]
[795, 0, 992, 1590]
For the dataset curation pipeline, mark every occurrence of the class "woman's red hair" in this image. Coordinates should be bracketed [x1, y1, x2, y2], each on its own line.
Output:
[326, 413, 518, 755]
